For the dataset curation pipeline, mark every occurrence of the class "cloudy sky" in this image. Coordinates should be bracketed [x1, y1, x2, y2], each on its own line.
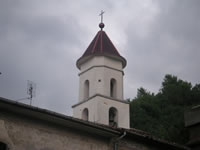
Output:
[0, 0, 199, 115]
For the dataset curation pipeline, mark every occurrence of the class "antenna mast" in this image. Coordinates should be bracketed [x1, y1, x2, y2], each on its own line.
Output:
[27, 80, 36, 105]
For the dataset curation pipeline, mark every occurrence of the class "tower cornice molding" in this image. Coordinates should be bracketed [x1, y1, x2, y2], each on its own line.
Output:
[78, 65, 124, 76]
[72, 93, 129, 108]
[76, 54, 126, 70]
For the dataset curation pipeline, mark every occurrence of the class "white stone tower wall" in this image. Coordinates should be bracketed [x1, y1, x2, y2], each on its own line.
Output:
[73, 96, 130, 128]
[80, 56, 122, 71]
[78, 56, 124, 102]
[74, 55, 130, 128]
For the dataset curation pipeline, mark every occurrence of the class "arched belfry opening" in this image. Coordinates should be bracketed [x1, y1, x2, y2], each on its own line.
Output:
[110, 78, 117, 98]
[84, 80, 89, 100]
[82, 108, 89, 121]
[109, 107, 118, 127]
[0, 142, 7, 150]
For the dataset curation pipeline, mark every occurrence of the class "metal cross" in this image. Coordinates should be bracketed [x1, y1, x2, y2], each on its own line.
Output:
[99, 10, 105, 23]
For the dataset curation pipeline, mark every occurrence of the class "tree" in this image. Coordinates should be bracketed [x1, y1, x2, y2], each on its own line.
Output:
[130, 74, 199, 144]
[160, 74, 192, 105]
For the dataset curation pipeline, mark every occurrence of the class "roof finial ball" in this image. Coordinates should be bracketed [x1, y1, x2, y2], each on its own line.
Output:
[99, 22, 105, 29]
[99, 10, 105, 30]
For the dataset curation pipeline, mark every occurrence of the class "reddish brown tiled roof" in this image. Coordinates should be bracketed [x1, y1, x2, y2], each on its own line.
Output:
[76, 29, 126, 69]
[82, 30, 120, 57]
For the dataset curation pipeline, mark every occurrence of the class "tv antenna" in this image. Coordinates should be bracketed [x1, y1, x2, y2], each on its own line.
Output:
[27, 80, 36, 105]
[15, 80, 36, 105]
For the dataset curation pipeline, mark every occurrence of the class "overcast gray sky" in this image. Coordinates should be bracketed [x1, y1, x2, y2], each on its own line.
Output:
[0, 0, 200, 115]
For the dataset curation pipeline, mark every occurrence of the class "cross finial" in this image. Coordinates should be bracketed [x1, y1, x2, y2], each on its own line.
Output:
[99, 10, 105, 30]
[99, 10, 105, 23]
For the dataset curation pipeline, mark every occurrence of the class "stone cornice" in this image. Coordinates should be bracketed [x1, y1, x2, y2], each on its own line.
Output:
[78, 65, 124, 76]
[72, 94, 129, 108]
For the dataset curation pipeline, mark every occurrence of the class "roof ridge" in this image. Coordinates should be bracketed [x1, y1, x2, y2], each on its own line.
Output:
[91, 31, 101, 53]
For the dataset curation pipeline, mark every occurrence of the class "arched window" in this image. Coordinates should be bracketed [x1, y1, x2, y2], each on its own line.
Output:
[82, 108, 89, 121]
[84, 80, 89, 100]
[109, 107, 118, 127]
[0, 142, 7, 150]
[110, 78, 117, 98]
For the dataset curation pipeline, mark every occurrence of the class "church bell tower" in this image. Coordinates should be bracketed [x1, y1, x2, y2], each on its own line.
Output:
[72, 16, 130, 129]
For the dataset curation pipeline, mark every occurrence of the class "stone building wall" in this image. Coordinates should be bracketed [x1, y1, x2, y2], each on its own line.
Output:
[0, 98, 189, 150]
[185, 105, 200, 150]
[0, 112, 110, 150]
[0, 111, 186, 150]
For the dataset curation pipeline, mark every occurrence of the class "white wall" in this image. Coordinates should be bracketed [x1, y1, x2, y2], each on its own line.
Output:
[78, 56, 124, 102]
[73, 95, 130, 129]
[74, 56, 130, 129]
[80, 56, 122, 71]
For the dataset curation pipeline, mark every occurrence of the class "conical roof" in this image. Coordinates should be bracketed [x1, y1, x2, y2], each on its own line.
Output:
[76, 27, 126, 69]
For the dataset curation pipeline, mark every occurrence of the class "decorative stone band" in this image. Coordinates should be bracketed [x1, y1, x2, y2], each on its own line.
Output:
[78, 65, 124, 76]
[72, 94, 129, 108]
[76, 54, 127, 70]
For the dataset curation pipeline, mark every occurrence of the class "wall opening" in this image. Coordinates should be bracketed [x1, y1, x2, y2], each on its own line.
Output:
[110, 78, 117, 98]
[82, 108, 89, 121]
[0, 142, 7, 150]
[84, 80, 89, 100]
[109, 107, 118, 127]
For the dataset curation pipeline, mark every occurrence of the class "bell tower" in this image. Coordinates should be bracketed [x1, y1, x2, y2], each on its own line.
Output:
[72, 17, 130, 129]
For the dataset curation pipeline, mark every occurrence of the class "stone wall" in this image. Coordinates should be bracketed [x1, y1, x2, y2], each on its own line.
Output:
[73, 95, 130, 128]
[0, 112, 110, 150]
[0, 98, 188, 150]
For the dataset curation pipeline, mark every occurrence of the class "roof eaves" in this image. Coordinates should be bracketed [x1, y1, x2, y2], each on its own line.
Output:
[76, 53, 126, 70]
[124, 129, 190, 150]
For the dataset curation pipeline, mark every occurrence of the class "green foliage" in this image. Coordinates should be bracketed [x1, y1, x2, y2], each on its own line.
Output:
[130, 74, 200, 144]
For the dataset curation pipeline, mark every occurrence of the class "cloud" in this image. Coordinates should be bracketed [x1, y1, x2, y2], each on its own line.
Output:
[123, 0, 200, 99]
[0, 0, 199, 114]
[0, 0, 83, 114]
